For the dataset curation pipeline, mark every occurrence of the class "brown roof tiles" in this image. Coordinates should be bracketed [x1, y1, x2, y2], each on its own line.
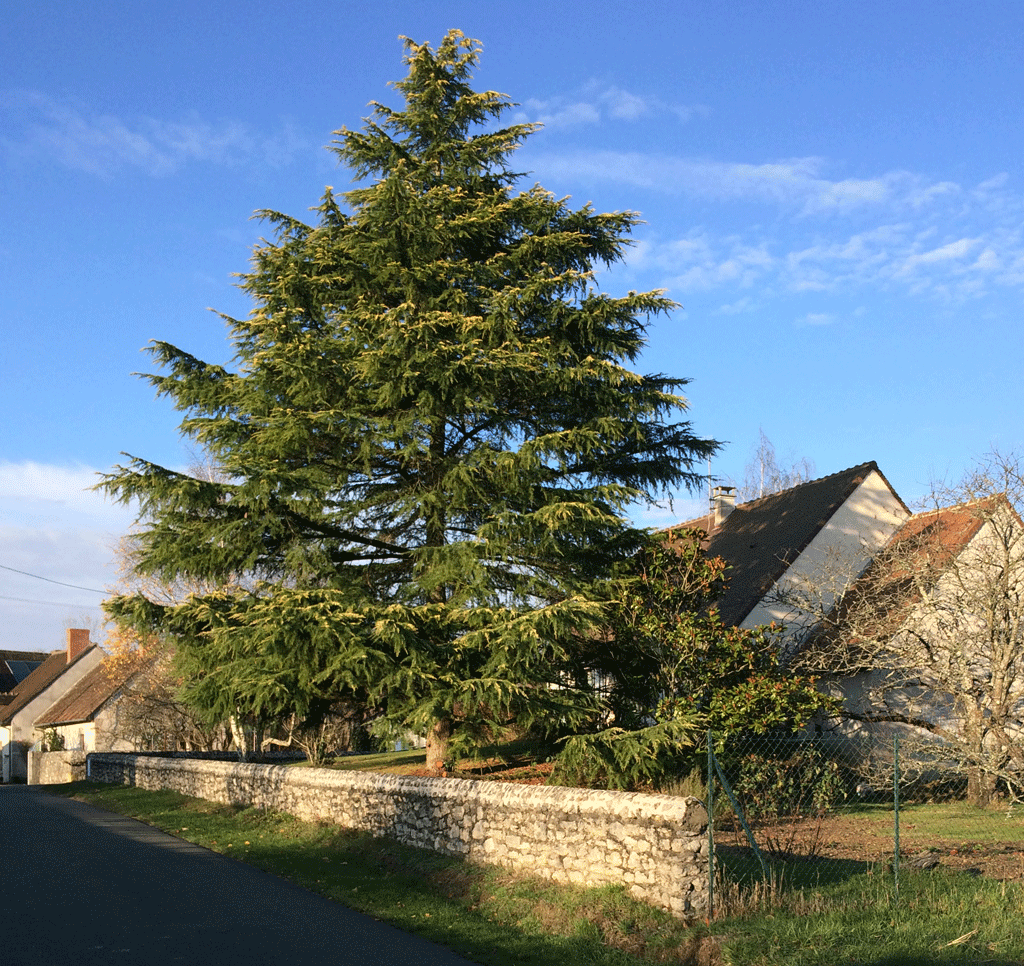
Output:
[0, 645, 100, 726]
[36, 659, 134, 727]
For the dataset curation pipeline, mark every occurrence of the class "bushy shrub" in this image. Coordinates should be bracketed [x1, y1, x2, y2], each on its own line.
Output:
[724, 743, 848, 821]
[40, 728, 65, 752]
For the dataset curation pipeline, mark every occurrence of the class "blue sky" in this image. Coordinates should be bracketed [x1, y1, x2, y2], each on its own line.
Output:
[3, 1, 1023, 649]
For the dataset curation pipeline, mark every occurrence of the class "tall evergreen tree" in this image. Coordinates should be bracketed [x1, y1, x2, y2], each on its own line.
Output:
[102, 31, 718, 767]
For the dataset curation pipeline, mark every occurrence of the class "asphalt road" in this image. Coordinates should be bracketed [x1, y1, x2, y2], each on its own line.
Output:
[0, 785, 478, 966]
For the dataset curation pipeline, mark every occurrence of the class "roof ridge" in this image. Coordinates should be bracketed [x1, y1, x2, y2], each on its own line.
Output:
[737, 460, 879, 508]
[658, 460, 885, 532]
[907, 493, 1007, 520]
[0, 645, 101, 725]
[35, 657, 122, 726]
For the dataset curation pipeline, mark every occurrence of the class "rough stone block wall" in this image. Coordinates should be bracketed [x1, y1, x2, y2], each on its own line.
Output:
[87, 753, 710, 917]
[29, 750, 87, 784]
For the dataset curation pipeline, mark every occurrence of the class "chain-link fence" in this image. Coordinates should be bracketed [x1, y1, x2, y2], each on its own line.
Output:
[701, 730, 1024, 916]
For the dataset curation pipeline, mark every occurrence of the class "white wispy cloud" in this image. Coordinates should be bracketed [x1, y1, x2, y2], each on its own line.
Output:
[591, 152, 1024, 304]
[714, 296, 759, 315]
[530, 149, 965, 220]
[626, 233, 776, 293]
[1, 91, 309, 178]
[0, 462, 128, 528]
[797, 312, 836, 327]
[527, 135, 1024, 304]
[512, 83, 706, 131]
[0, 462, 136, 628]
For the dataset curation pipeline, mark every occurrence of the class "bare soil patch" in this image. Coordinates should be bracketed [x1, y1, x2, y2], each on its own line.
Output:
[714, 811, 1024, 881]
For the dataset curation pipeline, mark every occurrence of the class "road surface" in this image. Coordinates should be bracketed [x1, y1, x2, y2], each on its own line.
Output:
[0, 785, 477, 965]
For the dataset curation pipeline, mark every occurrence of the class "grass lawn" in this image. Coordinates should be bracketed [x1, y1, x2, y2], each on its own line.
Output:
[47, 779, 1024, 966]
[288, 748, 429, 774]
[290, 742, 557, 783]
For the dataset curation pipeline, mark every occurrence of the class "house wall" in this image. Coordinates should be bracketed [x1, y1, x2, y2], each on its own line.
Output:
[38, 704, 138, 756]
[40, 721, 95, 752]
[87, 753, 711, 918]
[742, 469, 910, 642]
[1, 648, 105, 781]
[0, 725, 11, 784]
[827, 510, 1024, 767]
[92, 702, 141, 752]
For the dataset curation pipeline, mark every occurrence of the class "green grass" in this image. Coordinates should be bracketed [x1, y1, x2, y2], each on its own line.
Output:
[288, 748, 427, 772]
[45, 781, 1024, 966]
[716, 868, 1024, 966]
[864, 801, 1024, 845]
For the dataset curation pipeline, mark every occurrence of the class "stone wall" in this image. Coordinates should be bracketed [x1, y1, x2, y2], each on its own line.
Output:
[29, 750, 87, 785]
[87, 753, 710, 917]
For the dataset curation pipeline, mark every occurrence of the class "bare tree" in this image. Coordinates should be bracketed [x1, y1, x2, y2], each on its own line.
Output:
[103, 454, 250, 755]
[789, 450, 1024, 806]
[738, 430, 816, 502]
[101, 631, 227, 751]
[262, 701, 371, 765]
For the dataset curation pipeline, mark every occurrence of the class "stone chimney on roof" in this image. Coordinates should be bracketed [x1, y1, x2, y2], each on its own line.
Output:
[67, 628, 90, 664]
[711, 485, 737, 528]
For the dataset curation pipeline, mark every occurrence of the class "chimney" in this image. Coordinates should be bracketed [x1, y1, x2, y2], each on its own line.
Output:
[67, 628, 90, 664]
[711, 485, 737, 528]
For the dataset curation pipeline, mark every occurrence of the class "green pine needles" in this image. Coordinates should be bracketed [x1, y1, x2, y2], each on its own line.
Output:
[101, 31, 718, 766]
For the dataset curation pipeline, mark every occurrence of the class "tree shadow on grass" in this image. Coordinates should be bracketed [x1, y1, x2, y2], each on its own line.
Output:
[715, 842, 874, 890]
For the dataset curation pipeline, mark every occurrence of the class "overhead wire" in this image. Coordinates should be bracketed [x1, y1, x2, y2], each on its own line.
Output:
[0, 594, 105, 609]
[0, 563, 106, 595]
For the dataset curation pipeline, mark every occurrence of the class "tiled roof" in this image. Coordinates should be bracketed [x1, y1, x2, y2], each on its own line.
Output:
[36, 659, 133, 727]
[887, 498, 995, 561]
[0, 650, 50, 692]
[0, 650, 51, 660]
[814, 497, 997, 647]
[0, 646, 100, 725]
[664, 462, 906, 626]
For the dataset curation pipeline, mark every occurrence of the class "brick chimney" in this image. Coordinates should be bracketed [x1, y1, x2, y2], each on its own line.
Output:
[67, 628, 90, 664]
[711, 485, 737, 528]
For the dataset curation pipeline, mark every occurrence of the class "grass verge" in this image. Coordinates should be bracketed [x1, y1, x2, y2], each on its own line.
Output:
[46, 781, 1024, 966]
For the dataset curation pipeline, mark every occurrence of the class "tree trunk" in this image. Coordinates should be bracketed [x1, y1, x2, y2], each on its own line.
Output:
[967, 766, 996, 808]
[230, 715, 257, 761]
[964, 706, 994, 807]
[426, 717, 453, 775]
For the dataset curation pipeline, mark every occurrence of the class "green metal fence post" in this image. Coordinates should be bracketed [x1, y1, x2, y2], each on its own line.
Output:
[707, 729, 715, 919]
[712, 753, 770, 881]
[893, 734, 900, 907]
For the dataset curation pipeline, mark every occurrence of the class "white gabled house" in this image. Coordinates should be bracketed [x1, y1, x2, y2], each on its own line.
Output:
[665, 462, 1024, 795]
[666, 461, 911, 650]
[33, 656, 139, 757]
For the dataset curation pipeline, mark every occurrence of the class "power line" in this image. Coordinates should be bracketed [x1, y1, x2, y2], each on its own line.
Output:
[0, 564, 106, 595]
[0, 594, 104, 609]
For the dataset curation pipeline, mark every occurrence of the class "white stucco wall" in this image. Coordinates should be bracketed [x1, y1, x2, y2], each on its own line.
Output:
[40, 721, 95, 752]
[35, 698, 139, 756]
[741, 469, 910, 644]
